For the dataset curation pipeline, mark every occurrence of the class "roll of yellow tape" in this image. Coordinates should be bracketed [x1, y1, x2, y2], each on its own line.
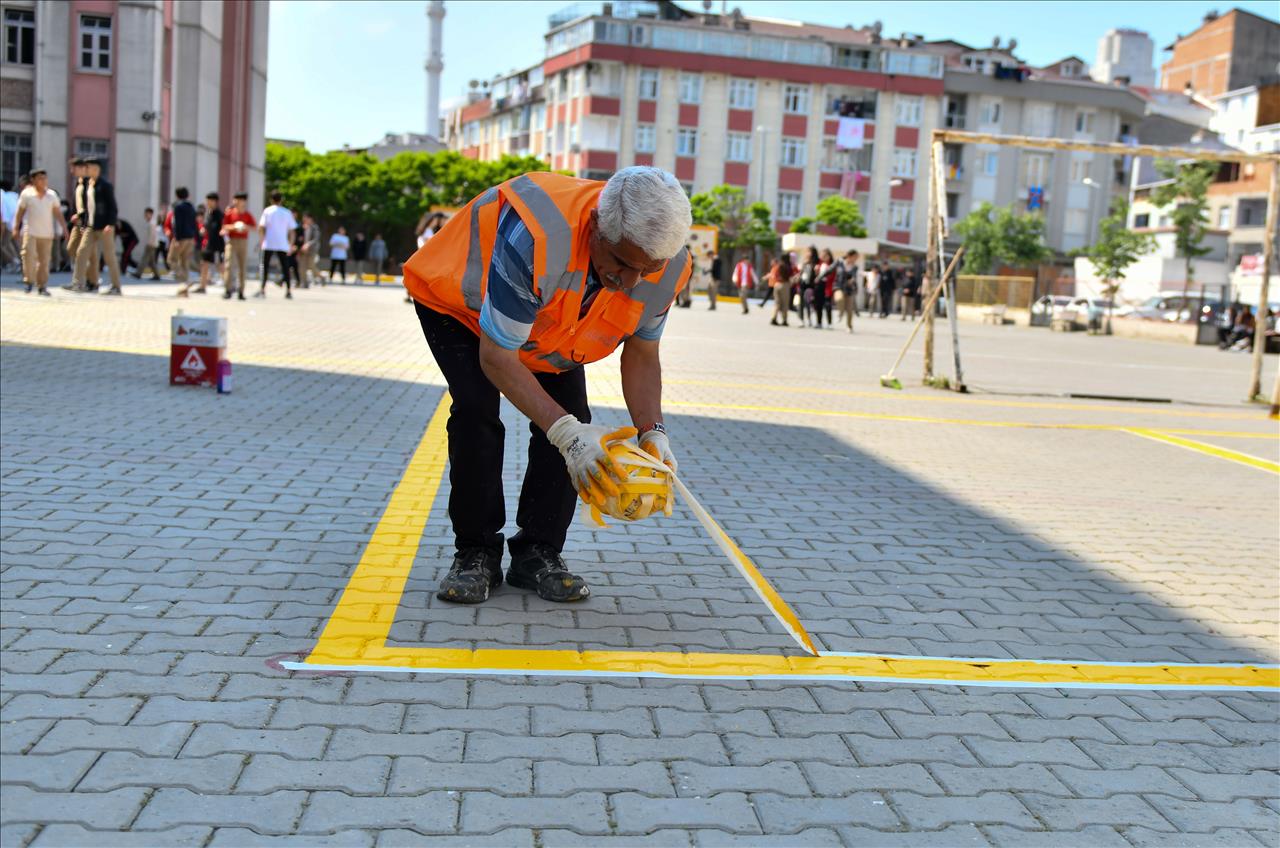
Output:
[588, 437, 675, 527]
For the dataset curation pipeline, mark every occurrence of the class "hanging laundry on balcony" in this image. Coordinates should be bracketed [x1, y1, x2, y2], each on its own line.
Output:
[836, 117, 866, 150]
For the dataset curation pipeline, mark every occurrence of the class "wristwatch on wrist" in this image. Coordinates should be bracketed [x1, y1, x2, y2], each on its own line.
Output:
[636, 421, 666, 437]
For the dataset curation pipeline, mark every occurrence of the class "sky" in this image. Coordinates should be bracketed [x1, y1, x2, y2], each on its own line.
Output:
[265, 0, 1280, 152]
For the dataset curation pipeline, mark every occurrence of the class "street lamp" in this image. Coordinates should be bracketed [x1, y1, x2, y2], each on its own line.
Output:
[755, 124, 769, 205]
[875, 178, 904, 235]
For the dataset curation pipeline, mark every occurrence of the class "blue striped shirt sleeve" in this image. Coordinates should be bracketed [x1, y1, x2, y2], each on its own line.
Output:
[478, 206, 541, 350]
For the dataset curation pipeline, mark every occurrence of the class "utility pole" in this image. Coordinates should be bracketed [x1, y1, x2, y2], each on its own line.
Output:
[1247, 164, 1278, 401]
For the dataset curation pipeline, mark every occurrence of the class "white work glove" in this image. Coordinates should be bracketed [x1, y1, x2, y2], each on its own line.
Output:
[546, 415, 635, 507]
[639, 429, 678, 474]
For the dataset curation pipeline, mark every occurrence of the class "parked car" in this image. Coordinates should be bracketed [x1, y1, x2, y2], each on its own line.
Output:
[1118, 293, 1223, 323]
[1030, 295, 1092, 328]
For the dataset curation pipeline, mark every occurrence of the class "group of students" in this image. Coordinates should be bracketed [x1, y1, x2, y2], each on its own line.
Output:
[760, 247, 863, 330]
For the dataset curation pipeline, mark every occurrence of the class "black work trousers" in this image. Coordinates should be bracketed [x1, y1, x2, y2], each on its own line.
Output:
[415, 303, 589, 557]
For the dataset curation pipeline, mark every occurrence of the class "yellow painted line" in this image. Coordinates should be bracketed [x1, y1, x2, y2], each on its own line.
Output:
[308, 392, 452, 654]
[287, 646, 1278, 691]
[663, 377, 1262, 421]
[672, 476, 817, 655]
[293, 392, 1280, 691]
[1124, 428, 1280, 475]
[594, 397, 1280, 440]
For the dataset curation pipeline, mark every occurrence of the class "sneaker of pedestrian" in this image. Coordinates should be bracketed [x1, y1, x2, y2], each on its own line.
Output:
[238, 293, 246, 301]
[223, 291, 232, 299]
[254, 290, 266, 298]
[24, 283, 32, 293]
[195, 287, 207, 294]
[38, 288, 50, 297]
[506, 544, 590, 602]
[285, 291, 293, 299]
[176, 289, 189, 298]
[436, 547, 503, 604]
[103, 288, 122, 295]
[62, 283, 86, 292]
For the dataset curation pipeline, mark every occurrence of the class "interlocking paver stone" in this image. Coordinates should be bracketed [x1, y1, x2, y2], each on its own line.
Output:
[2, 284, 1277, 843]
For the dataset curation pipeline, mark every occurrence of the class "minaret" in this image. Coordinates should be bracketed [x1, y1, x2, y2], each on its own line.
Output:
[425, 1, 445, 139]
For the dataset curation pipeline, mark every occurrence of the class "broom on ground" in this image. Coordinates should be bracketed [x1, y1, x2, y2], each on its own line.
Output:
[880, 246, 965, 390]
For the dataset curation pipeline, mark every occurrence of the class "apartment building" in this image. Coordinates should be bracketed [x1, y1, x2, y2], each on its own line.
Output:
[1159, 8, 1280, 98]
[0, 0, 268, 227]
[445, 1, 949, 246]
[932, 41, 1147, 253]
[1092, 28, 1155, 87]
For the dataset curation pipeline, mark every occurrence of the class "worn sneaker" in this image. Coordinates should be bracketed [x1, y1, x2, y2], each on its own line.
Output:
[436, 548, 503, 604]
[506, 544, 590, 602]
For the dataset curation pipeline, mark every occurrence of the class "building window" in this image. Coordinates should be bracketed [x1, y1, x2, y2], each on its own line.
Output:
[981, 99, 1001, 125]
[638, 68, 658, 100]
[892, 147, 918, 178]
[634, 124, 655, 154]
[1, 132, 32, 186]
[889, 200, 913, 230]
[820, 139, 874, 172]
[728, 78, 756, 110]
[1020, 152, 1050, 189]
[1217, 206, 1230, 229]
[1064, 208, 1088, 234]
[783, 84, 810, 114]
[679, 181, 694, 196]
[1239, 198, 1267, 227]
[79, 14, 112, 72]
[678, 72, 701, 104]
[777, 191, 801, 219]
[1074, 110, 1095, 134]
[726, 132, 752, 162]
[894, 94, 922, 127]
[983, 151, 999, 176]
[4, 8, 35, 66]
[1023, 103, 1055, 137]
[74, 138, 109, 179]
[780, 137, 806, 167]
[1133, 213, 1150, 228]
[1069, 158, 1091, 182]
[676, 128, 698, 157]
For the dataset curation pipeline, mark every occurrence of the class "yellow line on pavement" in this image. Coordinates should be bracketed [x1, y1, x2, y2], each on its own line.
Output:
[662, 377, 1261, 421]
[1124, 428, 1280, 475]
[296, 393, 1280, 691]
[596, 397, 1279, 440]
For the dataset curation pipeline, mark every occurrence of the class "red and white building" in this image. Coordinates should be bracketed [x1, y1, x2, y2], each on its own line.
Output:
[445, 2, 950, 246]
[1, 0, 268, 227]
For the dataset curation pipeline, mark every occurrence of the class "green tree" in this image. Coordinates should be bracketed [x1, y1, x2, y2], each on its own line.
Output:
[814, 195, 867, 237]
[1087, 197, 1155, 332]
[1150, 159, 1215, 319]
[953, 202, 1052, 275]
[789, 216, 815, 234]
[688, 184, 777, 257]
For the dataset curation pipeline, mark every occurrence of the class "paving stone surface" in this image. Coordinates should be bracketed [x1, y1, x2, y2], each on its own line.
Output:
[1, 280, 1277, 845]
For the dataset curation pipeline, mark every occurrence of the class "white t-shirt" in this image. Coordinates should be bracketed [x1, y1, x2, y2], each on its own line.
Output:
[15, 187, 61, 238]
[259, 204, 297, 251]
[329, 233, 350, 260]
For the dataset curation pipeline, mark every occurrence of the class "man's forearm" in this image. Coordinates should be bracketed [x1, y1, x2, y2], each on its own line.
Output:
[620, 340, 663, 428]
[478, 337, 567, 433]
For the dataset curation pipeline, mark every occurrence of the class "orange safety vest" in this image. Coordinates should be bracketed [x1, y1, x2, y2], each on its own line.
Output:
[403, 172, 692, 373]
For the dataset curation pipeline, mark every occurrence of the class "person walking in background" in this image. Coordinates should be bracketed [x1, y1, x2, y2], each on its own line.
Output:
[220, 192, 254, 300]
[116, 217, 139, 276]
[704, 249, 718, 310]
[298, 212, 320, 287]
[63, 158, 92, 291]
[836, 249, 859, 332]
[170, 187, 200, 296]
[863, 263, 879, 316]
[328, 225, 349, 283]
[878, 264, 896, 319]
[409, 212, 446, 302]
[53, 194, 72, 272]
[813, 248, 837, 329]
[797, 246, 819, 327]
[133, 208, 162, 280]
[73, 158, 122, 296]
[901, 268, 922, 320]
[732, 254, 756, 315]
[350, 231, 368, 283]
[369, 233, 388, 285]
[257, 191, 296, 299]
[768, 255, 795, 327]
[197, 192, 224, 294]
[1, 178, 21, 274]
[12, 168, 67, 296]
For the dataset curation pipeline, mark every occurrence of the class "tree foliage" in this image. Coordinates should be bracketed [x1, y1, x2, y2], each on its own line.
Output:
[789, 216, 815, 234]
[263, 144, 553, 264]
[688, 185, 777, 255]
[953, 202, 1053, 274]
[1149, 159, 1215, 290]
[1087, 198, 1155, 297]
[814, 195, 867, 237]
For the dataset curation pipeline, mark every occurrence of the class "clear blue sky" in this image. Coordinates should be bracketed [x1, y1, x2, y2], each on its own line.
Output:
[265, 0, 1280, 152]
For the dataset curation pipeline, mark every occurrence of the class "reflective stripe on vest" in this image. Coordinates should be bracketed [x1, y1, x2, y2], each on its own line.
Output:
[506, 175, 584, 303]
[460, 187, 499, 310]
[634, 247, 690, 328]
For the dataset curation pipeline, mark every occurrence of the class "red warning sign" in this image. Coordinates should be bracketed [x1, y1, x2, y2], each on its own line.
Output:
[170, 314, 227, 388]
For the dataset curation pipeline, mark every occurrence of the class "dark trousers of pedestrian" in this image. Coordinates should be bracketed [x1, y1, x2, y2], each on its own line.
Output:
[261, 249, 292, 293]
[329, 258, 347, 282]
[879, 286, 894, 318]
[812, 289, 828, 326]
[415, 302, 589, 558]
